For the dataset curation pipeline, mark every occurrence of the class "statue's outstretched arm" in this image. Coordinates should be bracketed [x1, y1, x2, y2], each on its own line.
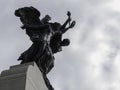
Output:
[60, 11, 71, 32]
[22, 23, 50, 30]
[60, 11, 76, 34]
[61, 21, 76, 34]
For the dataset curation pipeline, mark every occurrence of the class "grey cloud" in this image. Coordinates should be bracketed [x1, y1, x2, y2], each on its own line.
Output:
[1, 0, 120, 90]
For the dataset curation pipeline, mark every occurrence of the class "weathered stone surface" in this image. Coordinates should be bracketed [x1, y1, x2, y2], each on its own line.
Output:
[0, 62, 48, 90]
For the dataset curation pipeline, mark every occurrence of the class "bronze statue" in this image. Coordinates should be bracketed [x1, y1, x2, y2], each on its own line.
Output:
[15, 7, 54, 74]
[15, 6, 75, 90]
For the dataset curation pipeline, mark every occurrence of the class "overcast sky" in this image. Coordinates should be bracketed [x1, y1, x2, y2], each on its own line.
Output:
[1, 0, 120, 90]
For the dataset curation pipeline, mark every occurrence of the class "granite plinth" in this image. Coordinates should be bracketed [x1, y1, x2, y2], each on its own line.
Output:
[0, 62, 48, 90]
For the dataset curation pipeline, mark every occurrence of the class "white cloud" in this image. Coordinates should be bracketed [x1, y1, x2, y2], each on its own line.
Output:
[106, 0, 120, 12]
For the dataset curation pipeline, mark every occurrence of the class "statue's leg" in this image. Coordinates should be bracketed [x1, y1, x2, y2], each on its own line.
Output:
[42, 73, 54, 90]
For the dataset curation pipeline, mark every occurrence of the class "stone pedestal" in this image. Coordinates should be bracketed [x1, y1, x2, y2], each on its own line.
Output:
[0, 62, 48, 90]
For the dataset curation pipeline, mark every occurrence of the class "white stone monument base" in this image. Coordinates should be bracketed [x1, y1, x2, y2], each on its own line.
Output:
[0, 62, 48, 90]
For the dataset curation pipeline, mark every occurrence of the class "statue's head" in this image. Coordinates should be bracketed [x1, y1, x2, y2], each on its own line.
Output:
[41, 15, 51, 24]
[15, 6, 40, 24]
[61, 39, 70, 46]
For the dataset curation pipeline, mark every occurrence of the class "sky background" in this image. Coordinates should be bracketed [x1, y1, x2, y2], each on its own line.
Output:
[0, 0, 120, 90]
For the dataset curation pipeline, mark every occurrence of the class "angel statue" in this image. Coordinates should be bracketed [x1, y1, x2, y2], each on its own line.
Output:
[15, 6, 75, 90]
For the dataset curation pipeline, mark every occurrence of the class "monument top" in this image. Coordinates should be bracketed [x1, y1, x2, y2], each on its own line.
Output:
[15, 6, 76, 74]
[14, 6, 76, 90]
[0, 62, 48, 90]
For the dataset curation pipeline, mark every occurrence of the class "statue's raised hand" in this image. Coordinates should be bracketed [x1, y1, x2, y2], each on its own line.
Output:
[67, 11, 71, 22]
[67, 11, 71, 17]
[69, 21, 76, 28]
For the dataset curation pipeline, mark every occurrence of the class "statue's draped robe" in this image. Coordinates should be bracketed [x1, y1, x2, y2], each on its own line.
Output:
[18, 26, 54, 74]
